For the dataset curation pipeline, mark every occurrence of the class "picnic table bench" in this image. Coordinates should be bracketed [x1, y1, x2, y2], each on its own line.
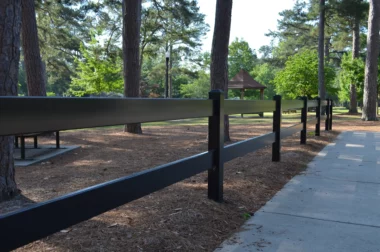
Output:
[15, 131, 60, 160]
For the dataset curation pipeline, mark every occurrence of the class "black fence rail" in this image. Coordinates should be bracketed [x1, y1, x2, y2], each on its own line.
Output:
[0, 91, 333, 251]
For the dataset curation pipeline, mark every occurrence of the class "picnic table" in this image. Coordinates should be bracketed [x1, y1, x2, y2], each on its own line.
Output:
[14, 131, 60, 160]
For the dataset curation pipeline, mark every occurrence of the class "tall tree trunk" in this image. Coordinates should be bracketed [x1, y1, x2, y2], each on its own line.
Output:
[210, 0, 233, 142]
[164, 43, 169, 98]
[324, 36, 330, 62]
[0, 0, 21, 202]
[349, 17, 360, 113]
[21, 0, 46, 96]
[169, 45, 173, 98]
[123, 0, 142, 133]
[362, 0, 380, 121]
[318, 0, 326, 106]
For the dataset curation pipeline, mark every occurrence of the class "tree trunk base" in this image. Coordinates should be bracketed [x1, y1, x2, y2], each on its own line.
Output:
[361, 116, 378, 121]
[0, 183, 20, 202]
[124, 123, 142, 134]
[348, 108, 358, 114]
[0, 136, 20, 203]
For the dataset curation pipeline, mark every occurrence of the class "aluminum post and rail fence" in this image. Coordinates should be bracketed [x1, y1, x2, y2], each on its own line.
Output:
[0, 91, 332, 251]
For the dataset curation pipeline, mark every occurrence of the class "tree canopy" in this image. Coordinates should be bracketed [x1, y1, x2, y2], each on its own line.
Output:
[9, 0, 380, 111]
[69, 37, 123, 97]
[273, 49, 335, 99]
[228, 38, 258, 79]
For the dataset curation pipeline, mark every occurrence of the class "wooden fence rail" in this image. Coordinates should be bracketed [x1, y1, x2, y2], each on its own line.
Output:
[0, 91, 333, 251]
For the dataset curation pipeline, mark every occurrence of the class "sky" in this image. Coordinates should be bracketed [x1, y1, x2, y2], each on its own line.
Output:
[198, 0, 297, 53]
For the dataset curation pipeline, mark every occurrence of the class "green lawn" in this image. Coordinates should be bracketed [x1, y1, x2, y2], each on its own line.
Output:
[72, 107, 346, 131]
[333, 107, 349, 114]
[142, 107, 355, 127]
[143, 112, 303, 126]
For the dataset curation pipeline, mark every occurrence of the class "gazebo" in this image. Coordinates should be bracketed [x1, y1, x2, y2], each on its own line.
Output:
[228, 69, 267, 117]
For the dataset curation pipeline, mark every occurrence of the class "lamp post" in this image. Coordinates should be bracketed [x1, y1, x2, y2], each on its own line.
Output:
[165, 51, 170, 98]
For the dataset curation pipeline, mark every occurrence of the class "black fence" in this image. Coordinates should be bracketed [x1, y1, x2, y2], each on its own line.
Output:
[0, 91, 333, 251]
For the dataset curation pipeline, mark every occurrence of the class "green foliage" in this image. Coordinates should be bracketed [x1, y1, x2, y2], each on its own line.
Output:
[340, 53, 365, 85]
[264, 0, 368, 68]
[250, 63, 278, 99]
[193, 51, 211, 71]
[338, 53, 365, 102]
[23, 0, 370, 104]
[36, 0, 98, 95]
[180, 71, 210, 98]
[68, 37, 123, 97]
[266, 1, 318, 67]
[242, 212, 251, 220]
[330, 0, 369, 23]
[139, 0, 208, 67]
[337, 53, 380, 103]
[273, 49, 335, 99]
[228, 38, 258, 79]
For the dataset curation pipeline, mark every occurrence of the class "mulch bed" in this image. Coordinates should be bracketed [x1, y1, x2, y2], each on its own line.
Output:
[2, 114, 376, 251]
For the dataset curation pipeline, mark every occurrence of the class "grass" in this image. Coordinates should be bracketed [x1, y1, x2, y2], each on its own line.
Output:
[143, 112, 303, 127]
[333, 107, 349, 114]
[70, 107, 348, 132]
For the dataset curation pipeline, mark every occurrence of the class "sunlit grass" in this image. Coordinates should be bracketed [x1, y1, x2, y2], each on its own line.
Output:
[143, 112, 303, 126]
[69, 107, 353, 132]
[333, 107, 349, 114]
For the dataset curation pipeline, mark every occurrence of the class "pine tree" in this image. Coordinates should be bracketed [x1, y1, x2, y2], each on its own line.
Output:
[362, 0, 380, 121]
[22, 0, 46, 96]
[330, 0, 369, 113]
[210, 0, 233, 142]
[318, 0, 326, 106]
[123, 0, 143, 134]
[0, 0, 21, 202]
[35, 0, 98, 95]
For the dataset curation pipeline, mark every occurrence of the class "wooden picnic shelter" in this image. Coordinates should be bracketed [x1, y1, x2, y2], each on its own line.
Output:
[228, 69, 267, 117]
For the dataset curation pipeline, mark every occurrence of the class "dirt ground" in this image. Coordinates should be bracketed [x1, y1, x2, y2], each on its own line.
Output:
[1, 113, 379, 252]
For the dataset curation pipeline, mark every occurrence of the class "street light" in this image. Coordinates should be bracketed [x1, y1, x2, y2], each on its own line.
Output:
[165, 51, 170, 98]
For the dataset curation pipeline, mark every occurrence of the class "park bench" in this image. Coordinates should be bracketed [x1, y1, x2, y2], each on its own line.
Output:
[14, 131, 60, 160]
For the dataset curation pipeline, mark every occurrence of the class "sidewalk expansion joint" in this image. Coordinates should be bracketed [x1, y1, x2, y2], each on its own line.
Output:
[261, 211, 380, 229]
[301, 174, 380, 185]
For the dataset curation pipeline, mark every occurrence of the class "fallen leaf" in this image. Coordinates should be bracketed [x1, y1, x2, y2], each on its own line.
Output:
[108, 223, 118, 228]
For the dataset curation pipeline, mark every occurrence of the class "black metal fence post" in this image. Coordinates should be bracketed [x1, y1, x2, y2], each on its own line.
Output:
[316, 97, 321, 136]
[21, 136, 25, 160]
[34, 136, 38, 148]
[301, 96, 307, 144]
[325, 99, 330, 131]
[272, 95, 282, 162]
[329, 100, 333, 130]
[208, 90, 224, 202]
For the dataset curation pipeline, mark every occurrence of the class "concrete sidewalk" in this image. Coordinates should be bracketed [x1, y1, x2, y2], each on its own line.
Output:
[215, 131, 380, 252]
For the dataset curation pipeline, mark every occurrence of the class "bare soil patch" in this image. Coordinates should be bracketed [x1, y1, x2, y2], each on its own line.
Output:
[1, 113, 378, 252]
